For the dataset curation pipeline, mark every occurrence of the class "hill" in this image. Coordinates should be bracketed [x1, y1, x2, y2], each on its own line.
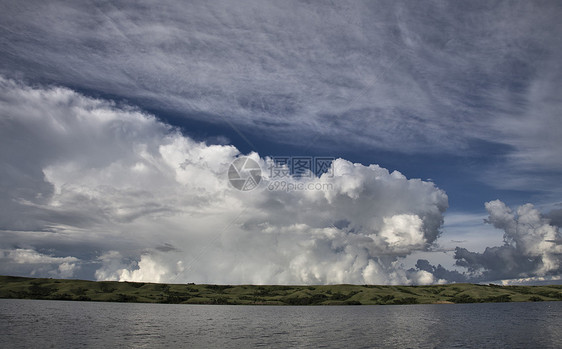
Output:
[1, 275, 561, 305]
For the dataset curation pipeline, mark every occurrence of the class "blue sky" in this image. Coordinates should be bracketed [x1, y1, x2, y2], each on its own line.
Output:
[0, 0, 561, 284]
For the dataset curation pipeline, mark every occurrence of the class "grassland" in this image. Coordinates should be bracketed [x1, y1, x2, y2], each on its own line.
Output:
[1, 275, 561, 305]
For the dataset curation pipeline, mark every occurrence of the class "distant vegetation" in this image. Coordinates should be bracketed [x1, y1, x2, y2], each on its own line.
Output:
[1, 276, 560, 305]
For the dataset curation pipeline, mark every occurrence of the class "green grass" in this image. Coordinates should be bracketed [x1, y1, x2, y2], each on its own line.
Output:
[1, 275, 560, 305]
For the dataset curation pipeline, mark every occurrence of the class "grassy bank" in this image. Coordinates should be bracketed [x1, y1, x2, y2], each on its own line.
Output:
[1, 275, 561, 305]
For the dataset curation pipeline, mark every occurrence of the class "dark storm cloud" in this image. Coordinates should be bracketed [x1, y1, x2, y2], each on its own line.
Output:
[414, 259, 467, 283]
[545, 207, 562, 228]
[416, 200, 562, 284]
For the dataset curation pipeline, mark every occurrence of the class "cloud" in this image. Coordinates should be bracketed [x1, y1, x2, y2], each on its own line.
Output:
[1, 0, 560, 284]
[0, 76, 449, 284]
[414, 259, 466, 283]
[545, 207, 562, 228]
[1, 0, 561, 198]
[416, 200, 562, 283]
[0, 248, 80, 278]
[478, 200, 561, 276]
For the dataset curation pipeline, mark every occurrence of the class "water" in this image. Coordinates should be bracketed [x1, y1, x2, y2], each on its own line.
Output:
[1, 299, 560, 348]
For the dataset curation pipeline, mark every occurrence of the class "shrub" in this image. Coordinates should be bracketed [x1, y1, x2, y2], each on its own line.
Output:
[116, 294, 138, 302]
[71, 287, 87, 296]
[450, 294, 477, 303]
[52, 293, 73, 300]
[483, 294, 511, 303]
[205, 285, 233, 293]
[28, 285, 54, 297]
[99, 283, 116, 293]
[393, 297, 418, 305]
[330, 291, 358, 301]
[283, 294, 328, 305]
[380, 295, 395, 302]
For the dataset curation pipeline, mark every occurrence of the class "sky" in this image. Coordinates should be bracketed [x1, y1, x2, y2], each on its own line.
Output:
[0, 0, 561, 285]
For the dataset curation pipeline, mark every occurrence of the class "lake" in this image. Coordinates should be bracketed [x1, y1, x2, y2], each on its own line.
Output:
[1, 299, 560, 348]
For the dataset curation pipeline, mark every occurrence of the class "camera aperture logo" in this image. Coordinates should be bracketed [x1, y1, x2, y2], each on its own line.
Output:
[228, 156, 262, 191]
[228, 156, 335, 192]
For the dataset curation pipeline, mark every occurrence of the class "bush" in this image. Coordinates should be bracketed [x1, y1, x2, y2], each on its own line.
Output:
[483, 294, 511, 303]
[208, 297, 230, 305]
[393, 297, 418, 305]
[115, 294, 138, 302]
[330, 291, 358, 301]
[99, 283, 116, 293]
[52, 293, 73, 300]
[126, 282, 146, 288]
[205, 285, 233, 293]
[71, 287, 87, 296]
[252, 287, 277, 297]
[396, 287, 416, 295]
[380, 295, 395, 302]
[28, 285, 55, 297]
[283, 294, 328, 305]
[450, 294, 477, 303]
[536, 290, 562, 300]
[163, 292, 191, 304]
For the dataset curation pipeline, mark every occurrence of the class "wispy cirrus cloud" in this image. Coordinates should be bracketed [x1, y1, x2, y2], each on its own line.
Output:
[1, 0, 561, 174]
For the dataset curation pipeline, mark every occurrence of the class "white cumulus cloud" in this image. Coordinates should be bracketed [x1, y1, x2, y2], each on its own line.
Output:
[0, 248, 80, 278]
[0, 76, 448, 284]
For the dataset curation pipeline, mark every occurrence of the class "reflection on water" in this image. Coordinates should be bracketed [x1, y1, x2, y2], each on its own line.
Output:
[1, 299, 561, 348]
